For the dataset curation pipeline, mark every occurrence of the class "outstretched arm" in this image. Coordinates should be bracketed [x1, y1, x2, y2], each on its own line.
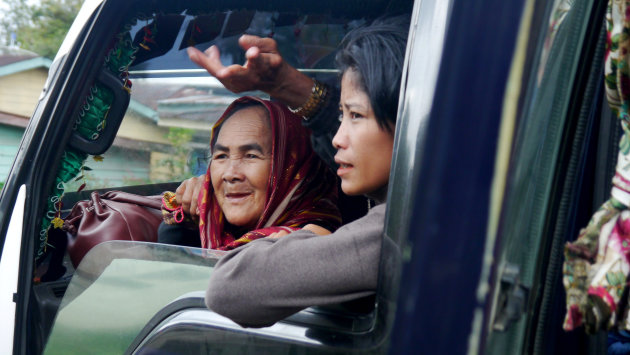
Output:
[187, 35, 313, 109]
[205, 205, 388, 327]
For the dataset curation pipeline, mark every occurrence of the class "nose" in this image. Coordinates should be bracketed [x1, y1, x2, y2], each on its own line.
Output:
[332, 119, 348, 150]
[223, 158, 245, 182]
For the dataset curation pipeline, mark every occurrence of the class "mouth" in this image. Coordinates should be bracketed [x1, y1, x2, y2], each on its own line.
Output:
[335, 158, 354, 176]
[225, 192, 252, 202]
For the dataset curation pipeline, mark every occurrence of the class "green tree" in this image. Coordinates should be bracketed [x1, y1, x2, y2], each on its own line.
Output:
[1, 0, 82, 58]
[158, 127, 196, 182]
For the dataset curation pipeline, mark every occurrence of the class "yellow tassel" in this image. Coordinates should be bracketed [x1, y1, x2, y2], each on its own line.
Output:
[52, 217, 64, 229]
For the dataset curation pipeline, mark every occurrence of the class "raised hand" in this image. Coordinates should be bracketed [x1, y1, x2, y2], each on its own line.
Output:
[187, 34, 313, 109]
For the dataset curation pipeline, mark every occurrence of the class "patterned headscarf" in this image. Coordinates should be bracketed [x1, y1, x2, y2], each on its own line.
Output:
[197, 96, 341, 250]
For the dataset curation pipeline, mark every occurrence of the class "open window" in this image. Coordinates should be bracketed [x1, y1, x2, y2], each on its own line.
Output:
[18, 0, 425, 354]
[475, 0, 611, 353]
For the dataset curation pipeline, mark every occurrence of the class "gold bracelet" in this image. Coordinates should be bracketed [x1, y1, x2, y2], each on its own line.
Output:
[288, 80, 328, 121]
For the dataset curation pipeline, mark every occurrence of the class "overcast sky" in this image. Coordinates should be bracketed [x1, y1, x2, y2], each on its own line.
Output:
[0, 0, 48, 46]
[0, 1, 42, 26]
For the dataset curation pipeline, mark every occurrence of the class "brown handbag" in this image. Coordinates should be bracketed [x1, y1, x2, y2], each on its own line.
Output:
[63, 190, 163, 267]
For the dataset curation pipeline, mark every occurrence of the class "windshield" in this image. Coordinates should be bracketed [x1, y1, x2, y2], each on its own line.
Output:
[44, 241, 222, 354]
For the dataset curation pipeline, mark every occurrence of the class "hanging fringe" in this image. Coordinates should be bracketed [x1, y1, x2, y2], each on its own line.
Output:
[36, 21, 151, 260]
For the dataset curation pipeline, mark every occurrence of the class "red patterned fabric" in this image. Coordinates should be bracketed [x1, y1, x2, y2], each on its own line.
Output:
[563, 0, 630, 332]
[198, 96, 341, 250]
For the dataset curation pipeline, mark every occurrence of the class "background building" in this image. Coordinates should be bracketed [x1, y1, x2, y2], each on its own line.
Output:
[0, 46, 240, 189]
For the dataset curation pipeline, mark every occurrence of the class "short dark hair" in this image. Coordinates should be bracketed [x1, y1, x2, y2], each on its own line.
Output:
[336, 16, 409, 132]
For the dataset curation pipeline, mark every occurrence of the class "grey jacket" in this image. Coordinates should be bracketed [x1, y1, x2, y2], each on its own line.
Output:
[205, 203, 386, 327]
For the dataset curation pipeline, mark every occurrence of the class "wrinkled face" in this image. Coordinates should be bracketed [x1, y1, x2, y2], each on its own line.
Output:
[333, 69, 394, 199]
[210, 106, 272, 230]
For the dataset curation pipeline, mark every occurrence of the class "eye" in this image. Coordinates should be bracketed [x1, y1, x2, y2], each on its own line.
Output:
[350, 112, 364, 120]
[212, 153, 228, 160]
[245, 153, 262, 159]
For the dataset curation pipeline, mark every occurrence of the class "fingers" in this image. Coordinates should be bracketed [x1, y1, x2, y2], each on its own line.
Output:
[244, 46, 261, 62]
[187, 46, 226, 78]
[188, 36, 284, 95]
[175, 175, 205, 215]
[188, 45, 253, 92]
[240, 35, 283, 73]
[245, 47, 283, 73]
[189, 199, 198, 217]
[180, 183, 195, 215]
[175, 179, 191, 214]
[239, 34, 278, 53]
[189, 175, 205, 216]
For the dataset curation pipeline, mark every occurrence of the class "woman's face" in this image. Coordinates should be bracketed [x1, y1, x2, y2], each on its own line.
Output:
[210, 106, 272, 230]
[333, 69, 395, 199]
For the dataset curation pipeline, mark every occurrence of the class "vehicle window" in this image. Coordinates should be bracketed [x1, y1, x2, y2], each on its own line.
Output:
[0, 125, 22, 190]
[32, 2, 414, 354]
[62, 77, 243, 190]
[385, 0, 450, 243]
[62, 12, 349, 191]
[44, 241, 221, 354]
[484, 0, 604, 353]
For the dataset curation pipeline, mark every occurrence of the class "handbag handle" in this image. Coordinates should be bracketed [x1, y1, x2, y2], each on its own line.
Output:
[90, 191, 106, 214]
[100, 190, 163, 209]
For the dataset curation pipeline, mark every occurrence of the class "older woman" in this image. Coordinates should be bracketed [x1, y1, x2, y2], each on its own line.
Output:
[159, 96, 341, 250]
[187, 17, 408, 327]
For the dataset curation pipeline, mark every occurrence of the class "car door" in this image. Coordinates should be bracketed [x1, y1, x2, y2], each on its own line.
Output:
[385, 0, 612, 353]
[480, 0, 610, 353]
[0, 1, 105, 352]
[386, 0, 613, 353]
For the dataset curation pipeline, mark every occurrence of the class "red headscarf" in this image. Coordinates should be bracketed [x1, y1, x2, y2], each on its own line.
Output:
[198, 96, 341, 250]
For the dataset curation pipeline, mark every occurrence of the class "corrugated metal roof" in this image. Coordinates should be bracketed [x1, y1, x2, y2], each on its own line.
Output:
[0, 46, 51, 77]
[0, 110, 29, 128]
[0, 46, 39, 66]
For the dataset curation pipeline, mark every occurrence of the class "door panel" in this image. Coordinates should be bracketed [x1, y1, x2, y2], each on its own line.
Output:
[0, 184, 26, 354]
